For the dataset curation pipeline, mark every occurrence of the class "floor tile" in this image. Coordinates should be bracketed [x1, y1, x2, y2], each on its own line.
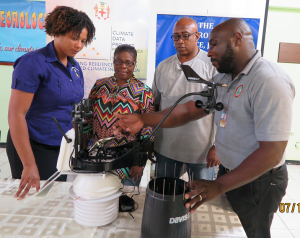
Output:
[288, 172, 300, 181]
[287, 177, 300, 189]
[0, 153, 8, 163]
[271, 213, 289, 230]
[289, 229, 300, 237]
[0, 172, 11, 179]
[287, 165, 300, 170]
[285, 188, 300, 200]
[277, 212, 300, 230]
[0, 162, 11, 173]
[0, 155, 297, 236]
[270, 229, 294, 238]
[281, 193, 294, 203]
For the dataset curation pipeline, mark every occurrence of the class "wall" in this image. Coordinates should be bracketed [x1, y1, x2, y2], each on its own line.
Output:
[2, 0, 300, 161]
[0, 0, 268, 143]
[263, 2, 300, 160]
[0, 65, 13, 142]
[269, 0, 300, 8]
[146, 0, 268, 87]
[0, 0, 44, 142]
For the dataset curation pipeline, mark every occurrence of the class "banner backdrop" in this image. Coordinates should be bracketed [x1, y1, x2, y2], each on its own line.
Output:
[46, 0, 150, 97]
[0, 0, 46, 63]
[156, 14, 260, 67]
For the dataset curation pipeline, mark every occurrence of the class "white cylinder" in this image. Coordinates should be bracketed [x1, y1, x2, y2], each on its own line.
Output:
[70, 173, 122, 227]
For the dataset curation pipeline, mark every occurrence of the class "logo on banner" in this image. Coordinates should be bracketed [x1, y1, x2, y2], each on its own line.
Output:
[94, 2, 110, 20]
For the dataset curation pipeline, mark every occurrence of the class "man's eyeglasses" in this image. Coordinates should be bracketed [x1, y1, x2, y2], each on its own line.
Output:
[171, 32, 198, 41]
[113, 60, 136, 67]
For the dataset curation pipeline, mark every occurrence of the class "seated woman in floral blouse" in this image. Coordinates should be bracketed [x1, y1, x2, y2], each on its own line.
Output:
[83, 44, 155, 185]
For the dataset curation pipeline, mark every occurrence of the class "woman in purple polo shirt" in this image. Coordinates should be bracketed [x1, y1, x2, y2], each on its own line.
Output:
[6, 6, 95, 199]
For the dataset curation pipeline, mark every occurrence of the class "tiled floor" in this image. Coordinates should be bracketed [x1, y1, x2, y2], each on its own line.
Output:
[0, 147, 300, 237]
[0, 148, 12, 180]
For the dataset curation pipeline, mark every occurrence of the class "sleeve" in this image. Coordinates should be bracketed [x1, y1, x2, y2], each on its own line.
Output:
[151, 68, 161, 108]
[12, 55, 42, 93]
[139, 85, 155, 140]
[252, 76, 295, 141]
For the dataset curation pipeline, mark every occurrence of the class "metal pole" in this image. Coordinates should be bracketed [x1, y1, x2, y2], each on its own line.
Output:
[174, 163, 176, 177]
[163, 179, 165, 200]
[183, 181, 186, 200]
[173, 179, 176, 202]
[261, 0, 270, 56]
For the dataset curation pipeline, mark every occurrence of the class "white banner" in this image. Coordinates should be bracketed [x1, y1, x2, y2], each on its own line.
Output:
[46, 0, 150, 97]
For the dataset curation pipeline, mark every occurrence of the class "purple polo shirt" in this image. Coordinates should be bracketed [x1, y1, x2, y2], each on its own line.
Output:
[11, 41, 84, 145]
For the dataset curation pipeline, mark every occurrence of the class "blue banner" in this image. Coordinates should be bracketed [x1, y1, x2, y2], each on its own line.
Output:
[156, 14, 260, 67]
[0, 0, 46, 63]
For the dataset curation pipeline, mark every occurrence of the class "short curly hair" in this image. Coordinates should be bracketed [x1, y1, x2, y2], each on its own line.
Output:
[45, 6, 95, 46]
[114, 44, 137, 61]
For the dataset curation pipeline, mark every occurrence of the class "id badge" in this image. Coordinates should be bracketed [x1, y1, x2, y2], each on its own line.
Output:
[220, 109, 227, 128]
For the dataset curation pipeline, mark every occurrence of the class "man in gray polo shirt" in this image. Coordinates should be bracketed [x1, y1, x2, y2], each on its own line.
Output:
[152, 17, 218, 180]
[113, 18, 295, 238]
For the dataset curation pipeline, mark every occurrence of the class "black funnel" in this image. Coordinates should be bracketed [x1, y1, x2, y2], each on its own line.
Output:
[141, 177, 191, 238]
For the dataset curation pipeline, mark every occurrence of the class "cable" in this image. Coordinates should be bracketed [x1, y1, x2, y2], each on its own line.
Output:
[129, 201, 139, 221]
[117, 178, 141, 222]
[131, 183, 140, 197]
[139, 92, 202, 148]
[70, 93, 202, 171]
[119, 193, 139, 221]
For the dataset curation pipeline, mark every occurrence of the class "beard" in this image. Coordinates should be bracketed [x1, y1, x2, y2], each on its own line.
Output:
[215, 43, 235, 74]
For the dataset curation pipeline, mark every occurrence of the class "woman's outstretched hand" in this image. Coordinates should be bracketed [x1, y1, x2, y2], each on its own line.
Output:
[14, 164, 40, 200]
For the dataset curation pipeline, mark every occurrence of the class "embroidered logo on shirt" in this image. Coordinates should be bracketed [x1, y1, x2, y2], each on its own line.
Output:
[235, 85, 243, 98]
[71, 67, 80, 78]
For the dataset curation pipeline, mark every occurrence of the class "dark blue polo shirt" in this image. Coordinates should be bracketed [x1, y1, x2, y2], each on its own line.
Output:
[12, 41, 84, 145]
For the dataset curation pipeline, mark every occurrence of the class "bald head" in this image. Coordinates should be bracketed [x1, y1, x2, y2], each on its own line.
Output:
[208, 18, 257, 78]
[212, 18, 254, 46]
[172, 17, 200, 61]
[173, 17, 198, 32]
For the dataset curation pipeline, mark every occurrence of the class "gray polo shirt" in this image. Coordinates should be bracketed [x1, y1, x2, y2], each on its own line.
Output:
[214, 51, 295, 170]
[152, 49, 216, 164]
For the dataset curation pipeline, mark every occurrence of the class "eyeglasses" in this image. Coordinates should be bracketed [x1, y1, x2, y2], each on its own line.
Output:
[171, 32, 198, 41]
[113, 59, 136, 67]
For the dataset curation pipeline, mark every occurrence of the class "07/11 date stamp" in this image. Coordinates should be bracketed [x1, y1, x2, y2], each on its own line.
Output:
[279, 203, 300, 213]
